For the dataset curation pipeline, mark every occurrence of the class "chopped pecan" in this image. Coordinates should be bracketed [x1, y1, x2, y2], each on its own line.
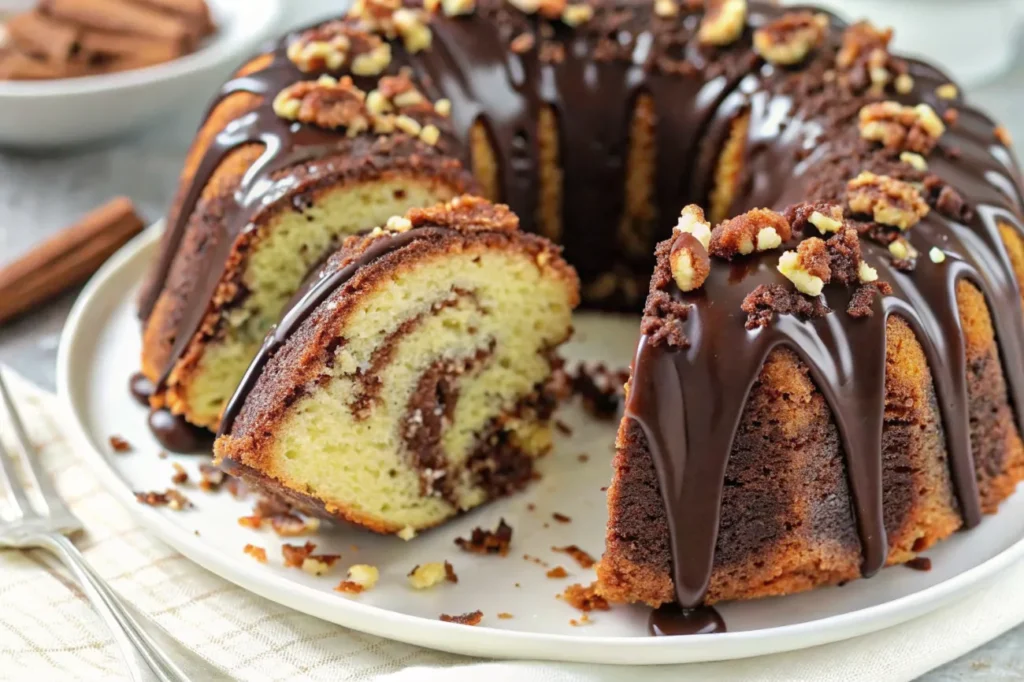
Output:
[900, 151, 928, 171]
[561, 3, 593, 26]
[135, 489, 192, 511]
[198, 464, 226, 492]
[858, 101, 945, 154]
[698, 0, 747, 47]
[888, 237, 918, 263]
[109, 435, 132, 453]
[836, 20, 891, 70]
[287, 22, 386, 73]
[674, 204, 712, 250]
[785, 201, 844, 236]
[834, 20, 904, 94]
[441, 0, 475, 15]
[777, 237, 830, 296]
[753, 11, 828, 66]
[654, 0, 679, 18]
[282, 541, 317, 568]
[336, 564, 379, 593]
[708, 208, 791, 260]
[273, 75, 370, 134]
[408, 562, 453, 589]
[847, 171, 929, 231]
[552, 545, 596, 568]
[170, 462, 189, 485]
[929, 247, 947, 264]
[936, 83, 958, 100]
[669, 232, 711, 292]
[440, 610, 483, 625]
[894, 73, 915, 95]
[243, 544, 267, 563]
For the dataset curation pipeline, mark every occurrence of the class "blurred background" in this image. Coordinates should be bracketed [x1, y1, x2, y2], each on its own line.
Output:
[1, 0, 1023, 388]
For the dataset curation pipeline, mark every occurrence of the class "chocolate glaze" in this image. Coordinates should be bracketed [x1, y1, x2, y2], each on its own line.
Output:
[128, 371, 155, 407]
[627, 21, 1024, 608]
[147, 408, 214, 454]
[648, 603, 726, 636]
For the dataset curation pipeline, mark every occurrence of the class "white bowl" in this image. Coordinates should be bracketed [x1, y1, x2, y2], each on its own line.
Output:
[783, 0, 1024, 86]
[0, 0, 282, 150]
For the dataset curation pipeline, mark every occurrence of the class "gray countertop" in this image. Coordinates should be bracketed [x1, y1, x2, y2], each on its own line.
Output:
[2, 39, 1023, 682]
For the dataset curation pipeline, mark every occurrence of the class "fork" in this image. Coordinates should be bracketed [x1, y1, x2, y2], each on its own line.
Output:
[0, 372, 228, 682]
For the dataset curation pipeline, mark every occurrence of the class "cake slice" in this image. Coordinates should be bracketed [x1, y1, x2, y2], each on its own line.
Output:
[214, 196, 579, 536]
[597, 203, 1024, 608]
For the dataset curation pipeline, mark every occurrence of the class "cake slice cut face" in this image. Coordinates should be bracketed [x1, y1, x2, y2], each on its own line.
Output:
[214, 197, 579, 536]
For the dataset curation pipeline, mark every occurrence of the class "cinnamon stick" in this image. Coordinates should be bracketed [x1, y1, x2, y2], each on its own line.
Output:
[0, 197, 145, 324]
[40, 0, 194, 46]
[5, 11, 81, 65]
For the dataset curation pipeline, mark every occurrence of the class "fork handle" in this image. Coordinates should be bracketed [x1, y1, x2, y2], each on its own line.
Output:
[38, 533, 225, 682]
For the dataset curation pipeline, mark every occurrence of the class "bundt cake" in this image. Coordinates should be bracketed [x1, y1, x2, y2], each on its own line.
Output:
[136, 0, 1024, 615]
[213, 196, 579, 535]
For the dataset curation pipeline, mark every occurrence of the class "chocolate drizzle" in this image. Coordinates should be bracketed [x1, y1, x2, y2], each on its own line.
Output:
[626, 26, 1024, 608]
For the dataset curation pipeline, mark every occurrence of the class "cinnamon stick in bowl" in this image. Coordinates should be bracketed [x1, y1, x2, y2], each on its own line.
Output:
[0, 197, 144, 324]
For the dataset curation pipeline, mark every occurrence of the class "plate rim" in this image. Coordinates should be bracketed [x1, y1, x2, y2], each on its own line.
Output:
[54, 224, 1024, 665]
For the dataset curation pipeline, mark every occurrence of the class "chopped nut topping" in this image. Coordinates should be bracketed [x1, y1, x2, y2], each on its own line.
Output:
[858, 260, 879, 283]
[698, 0, 747, 47]
[440, 610, 483, 625]
[561, 3, 593, 26]
[407, 562, 457, 589]
[836, 21, 892, 70]
[900, 151, 928, 171]
[509, 32, 536, 53]
[778, 238, 830, 296]
[888, 238, 918, 262]
[282, 541, 317, 568]
[171, 462, 189, 485]
[669, 232, 711, 292]
[198, 464, 226, 492]
[441, 0, 475, 16]
[347, 0, 434, 53]
[553, 545, 596, 568]
[135, 489, 192, 511]
[936, 83, 958, 100]
[753, 11, 828, 66]
[547, 566, 569, 578]
[929, 247, 947, 264]
[560, 582, 610, 612]
[894, 73, 914, 95]
[386, 215, 414, 232]
[287, 22, 388, 73]
[847, 171, 929, 230]
[270, 513, 320, 537]
[434, 98, 452, 116]
[392, 8, 433, 52]
[654, 0, 679, 18]
[243, 544, 267, 563]
[303, 555, 341, 576]
[858, 101, 945, 154]
[336, 564, 379, 593]
[455, 519, 513, 556]
[995, 125, 1013, 146]
[708, 208, 792, 260]
[808, 207, 844, 234]
[674, 204, 712, 250]
[109, 435, 132, 453]
[274, 75, 370, 133]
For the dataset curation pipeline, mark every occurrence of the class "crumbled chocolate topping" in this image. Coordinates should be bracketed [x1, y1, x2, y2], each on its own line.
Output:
[135, 489, 192, 510]
[440, 610, 484, 625]
[741, 283, 831, 330]
[454, 519, 513, 556]
[560, 582, 610, 612]
[847, 281, 892, 318]
[553, 544, 596, 568]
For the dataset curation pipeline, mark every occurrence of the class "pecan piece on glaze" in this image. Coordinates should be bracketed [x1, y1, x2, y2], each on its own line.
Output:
[846, 171, 929, 231]
[273, 75, 370, 134]
[753, 11, 828, 66]
[708, 208, 792, 260]
[669, 232, 711, 292]
[777, 237, 830, 296]
[858, 101, 945, 155]
[698, 0, 747, 47]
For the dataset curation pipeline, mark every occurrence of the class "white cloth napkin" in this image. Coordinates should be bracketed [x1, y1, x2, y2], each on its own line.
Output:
[0, 367, 1019, 682]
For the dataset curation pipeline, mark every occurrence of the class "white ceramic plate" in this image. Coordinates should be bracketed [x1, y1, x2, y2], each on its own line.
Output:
[0, 0, 281, 149]
[57, 225, 1024, 665]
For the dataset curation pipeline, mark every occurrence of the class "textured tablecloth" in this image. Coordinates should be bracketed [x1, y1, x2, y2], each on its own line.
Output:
[1, 366, 1024, 682]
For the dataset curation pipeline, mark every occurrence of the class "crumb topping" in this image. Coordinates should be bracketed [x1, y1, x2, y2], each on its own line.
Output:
[560, 582, 609, 612]
[135, 489, 192, 511]
[552, 544, 596, 568]
[708, 208, 791, 260]
[455, 519, 513, 556]
[109, 435, 132, 453]
[847, 171, 929, 231]
[440, 610, 483, 625]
